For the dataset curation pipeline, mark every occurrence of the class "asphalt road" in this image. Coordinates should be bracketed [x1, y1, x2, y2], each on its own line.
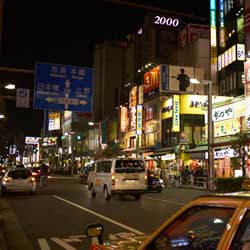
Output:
[0, 176, 214, 250]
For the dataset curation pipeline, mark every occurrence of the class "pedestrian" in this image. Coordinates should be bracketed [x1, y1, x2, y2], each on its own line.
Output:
[40, 163, 49, 191]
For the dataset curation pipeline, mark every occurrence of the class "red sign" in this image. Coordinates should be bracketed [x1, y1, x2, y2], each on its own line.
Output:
[144, 66, 160, 94]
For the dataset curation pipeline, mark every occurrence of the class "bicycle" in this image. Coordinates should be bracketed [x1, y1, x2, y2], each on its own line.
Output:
[40, 175, 48, 191]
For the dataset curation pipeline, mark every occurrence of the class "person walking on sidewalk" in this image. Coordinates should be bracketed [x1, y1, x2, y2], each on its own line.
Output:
[40, 163, 49, 191]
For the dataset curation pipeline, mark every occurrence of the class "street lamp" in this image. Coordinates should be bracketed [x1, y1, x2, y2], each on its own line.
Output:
[190, 79, 214, 190]
[88, 122, 101, 158]
[4, 84, 15, 90]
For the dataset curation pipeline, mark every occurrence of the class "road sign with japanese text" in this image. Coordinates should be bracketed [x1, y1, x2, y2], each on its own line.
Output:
[33, 62, 93, 112]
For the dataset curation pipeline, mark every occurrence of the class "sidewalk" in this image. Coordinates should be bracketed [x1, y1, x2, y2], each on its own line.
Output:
[0, 197, 34, 250]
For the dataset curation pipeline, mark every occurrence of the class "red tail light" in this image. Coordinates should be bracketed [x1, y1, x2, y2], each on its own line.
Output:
[111, 173, 115, 185]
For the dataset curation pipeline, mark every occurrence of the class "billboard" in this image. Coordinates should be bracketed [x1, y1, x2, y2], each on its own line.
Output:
[144, 65, 160, 98]
[48, 112, 61, 131]
[33, 62, 93, 112]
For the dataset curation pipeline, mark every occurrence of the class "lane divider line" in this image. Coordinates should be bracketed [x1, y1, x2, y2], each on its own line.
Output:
[37, 238, 51, 250]
[143, 196, 185, 206]
[53, 195, 144, 235]
[50, 237, 77, 250]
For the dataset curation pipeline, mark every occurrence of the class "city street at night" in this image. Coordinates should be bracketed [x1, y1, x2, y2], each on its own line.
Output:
[0, 176, 213, 250]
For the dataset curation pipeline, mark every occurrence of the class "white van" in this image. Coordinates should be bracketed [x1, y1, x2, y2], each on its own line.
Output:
[87, 158, 147, 200]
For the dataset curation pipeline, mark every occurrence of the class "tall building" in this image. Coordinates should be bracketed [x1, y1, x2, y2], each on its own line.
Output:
[212, 0, 246, 96]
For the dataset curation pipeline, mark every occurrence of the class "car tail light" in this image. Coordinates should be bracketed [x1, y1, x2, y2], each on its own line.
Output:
[144, 174, 148, 184]
[28, 177, 35, 183]
[3, 177, 9, 183]
[112, 173, 115, 185]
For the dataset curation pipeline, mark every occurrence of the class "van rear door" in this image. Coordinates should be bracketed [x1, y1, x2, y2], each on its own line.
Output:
[114, 160, 146, 190]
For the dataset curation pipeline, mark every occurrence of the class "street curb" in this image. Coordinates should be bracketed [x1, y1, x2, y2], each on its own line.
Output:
[0, 197, 34, 250]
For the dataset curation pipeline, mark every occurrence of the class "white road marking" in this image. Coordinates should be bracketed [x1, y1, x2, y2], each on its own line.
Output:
[53, 195, 145, 235]
[51, 237, 78, 250]
[38, 238, 51, 250]
[143, 196, 185, 206]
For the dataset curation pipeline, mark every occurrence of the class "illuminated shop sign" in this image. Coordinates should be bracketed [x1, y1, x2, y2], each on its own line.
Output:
[129, 86, 137, 108]
[64, 110, 72, 122]
[237, 44, 245, 61]
[205, 148, 238, 159]
[25, 137, 41, 145]
[244, 60, 250, 129]
[144, 66, 160, 98]
[217, 44, 237, 71]
[130, 106, 136, 130]
[120, 106, 128, 132]
[161, 154, 175, 160]
[214, 119, 240, 137]
[172, 95, 180, 132]
[212, 104, 234, 122]
[42, 137, 57, 146]
[180, 95, 207, 115]
[136, 105, 142, 135]
[48, 112, 61, 131]
[162, 98, 173, 119]
[154, 15, 180, 28]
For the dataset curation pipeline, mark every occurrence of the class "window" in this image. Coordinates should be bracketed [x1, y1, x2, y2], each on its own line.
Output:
[115, 160, 145, 173]
[147, 206, 235, 250]
[9, 170, 32, 179]
[96, 162, 103, 173]
[230, 210, 250, 250]
[102, 161, 112, 173]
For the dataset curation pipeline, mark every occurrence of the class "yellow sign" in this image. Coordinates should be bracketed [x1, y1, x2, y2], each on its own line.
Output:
[172, 95, 180, 132]
[180, 95, 207, 115]
[162, 98, 173, 119]
[214, 118, 241, 137]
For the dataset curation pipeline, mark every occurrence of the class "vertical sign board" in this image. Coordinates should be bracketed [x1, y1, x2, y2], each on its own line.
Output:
[16, 88, 30, 108]
[172, 95, 180, 132]
[136, 104, 142, 135]
[33, 62, 93, 113]
[244, 60, 250, 129]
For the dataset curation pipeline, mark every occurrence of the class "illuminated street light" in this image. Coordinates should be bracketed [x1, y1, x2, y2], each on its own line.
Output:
[4, 83, 15, 90]
[0, 114, 4, 119]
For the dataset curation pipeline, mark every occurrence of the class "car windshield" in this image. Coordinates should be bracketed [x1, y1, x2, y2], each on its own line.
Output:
[115, 160, 145, 173]
[8, 170, 32, 179]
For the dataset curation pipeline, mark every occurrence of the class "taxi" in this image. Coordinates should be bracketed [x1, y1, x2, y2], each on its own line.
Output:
[86, 191, 250, 249]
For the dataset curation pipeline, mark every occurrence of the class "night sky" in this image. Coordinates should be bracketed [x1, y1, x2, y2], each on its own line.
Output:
[0, 0, 210, 137]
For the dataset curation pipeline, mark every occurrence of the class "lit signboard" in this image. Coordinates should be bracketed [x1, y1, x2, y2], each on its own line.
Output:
[154, 15, 180, 28]
[237, 44, 245, 61]
[136, 105, 142, 135]
[212, 104, 234, 122]
[172, 95, 180, 132]
[120, 106, 128, 132]
[25, 137, 41, 145]
[130, 106, 136, 130]
[244, 60, 250, 129]
[214, 118, 240, 137]
[162, 98, 173, 119]
[48, 112, 61, 131]
[144, 66, 160, 98]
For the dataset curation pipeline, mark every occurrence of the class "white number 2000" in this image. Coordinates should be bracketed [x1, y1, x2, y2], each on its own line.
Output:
[154, 15, 179, 27]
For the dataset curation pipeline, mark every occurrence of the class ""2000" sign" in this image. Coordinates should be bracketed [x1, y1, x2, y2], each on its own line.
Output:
[154, 15, 180, 27]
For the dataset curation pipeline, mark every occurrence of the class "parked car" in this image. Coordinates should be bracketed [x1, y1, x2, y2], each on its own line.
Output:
[86, 191, 250, 249]
[1, 168, 36, 195]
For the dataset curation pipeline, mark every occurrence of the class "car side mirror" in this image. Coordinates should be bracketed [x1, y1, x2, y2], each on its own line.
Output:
[85, 223, 104, 244]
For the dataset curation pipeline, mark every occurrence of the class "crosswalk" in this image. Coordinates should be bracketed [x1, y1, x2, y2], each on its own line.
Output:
[37, 232, 137, 250]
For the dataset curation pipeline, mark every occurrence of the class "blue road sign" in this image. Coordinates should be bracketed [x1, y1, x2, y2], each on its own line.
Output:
[33, 62, 93, 112]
